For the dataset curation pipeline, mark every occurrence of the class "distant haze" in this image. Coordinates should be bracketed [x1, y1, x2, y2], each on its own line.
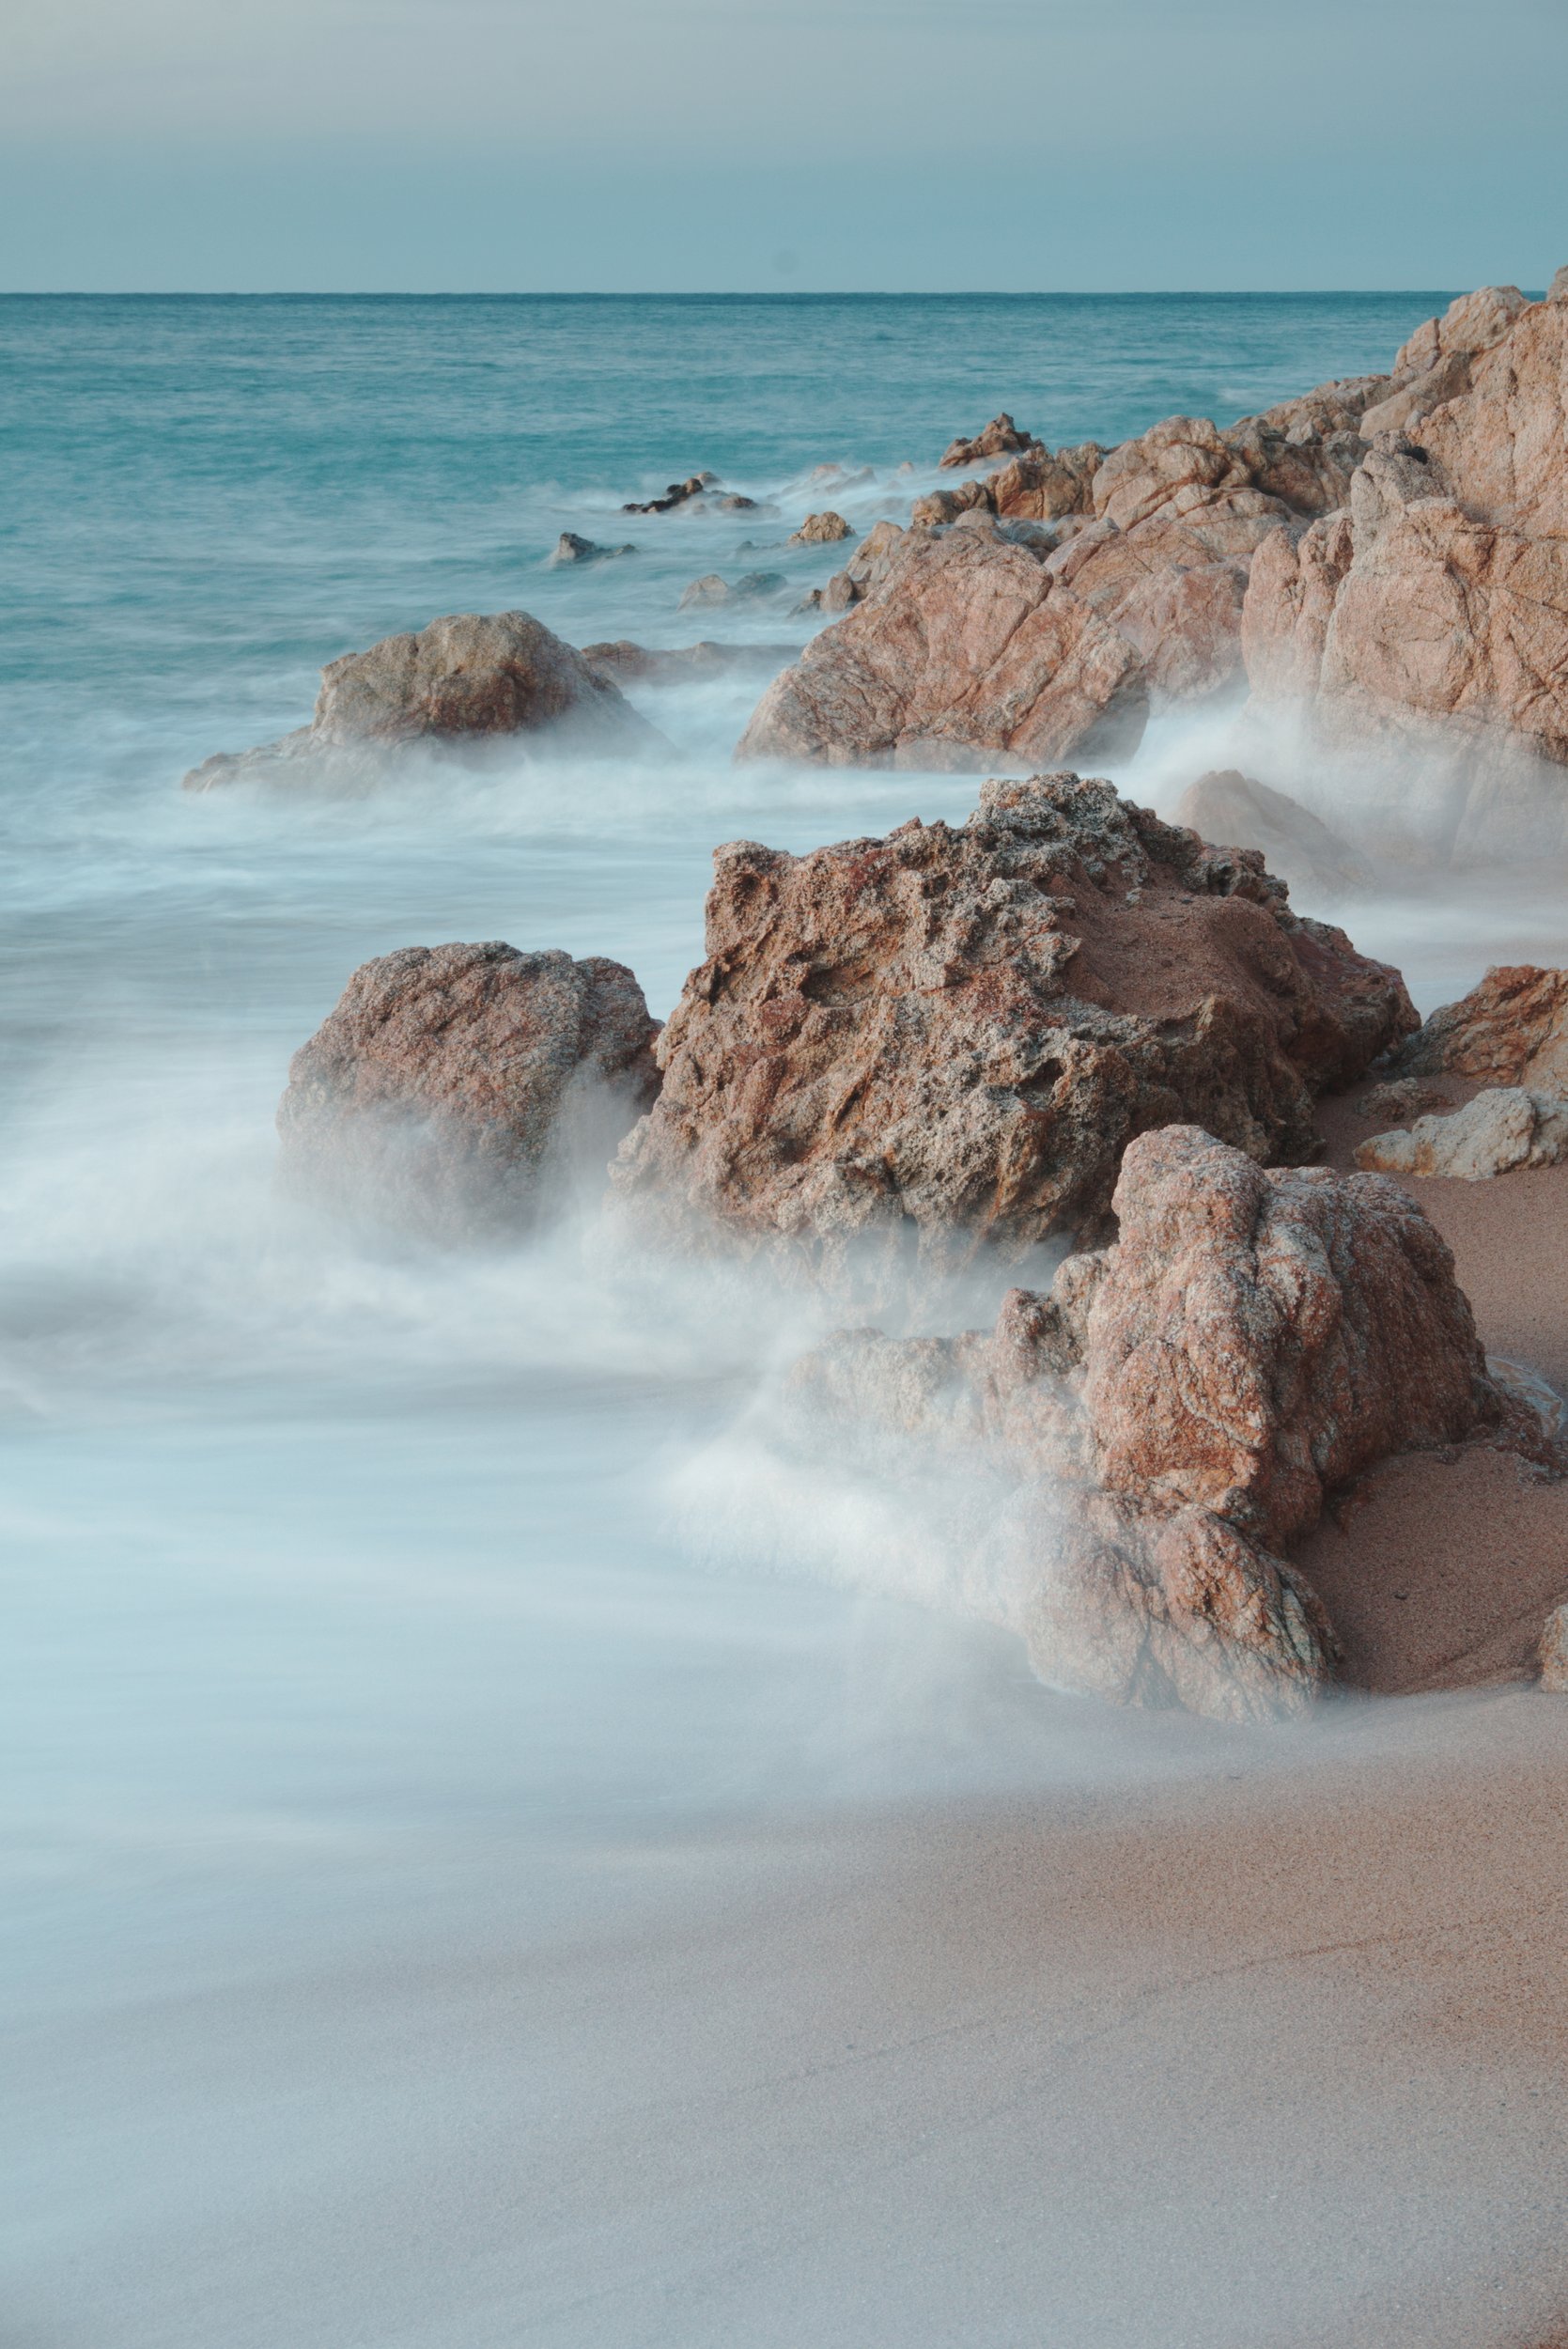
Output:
[2, 0, 1565, 290]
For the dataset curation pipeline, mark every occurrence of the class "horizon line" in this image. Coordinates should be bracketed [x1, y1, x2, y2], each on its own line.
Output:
[0, 286, 1492, 303]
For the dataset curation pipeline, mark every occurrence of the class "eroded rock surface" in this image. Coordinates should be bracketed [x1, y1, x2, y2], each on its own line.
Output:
[278, 942, 660, 1236]
[788, 511, 854, 545]
[1356, 1087, 1568, 1180]
[1396, 965, 1568, 1092]
[184, 612, 661, 788]
[787, 1126, 1505, 1724]
[940, 412, 1039, 469]
[612, 772, 1415, 1283]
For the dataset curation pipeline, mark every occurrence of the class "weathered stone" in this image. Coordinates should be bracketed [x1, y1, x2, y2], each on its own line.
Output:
[183, 611, 662, 789]
[909, 480, 995, 528]
[611, 773, 1416, 1284]
[1540, 1602, 1568, 1691]
[736, 528, 1151, 769]
[1396, 965, 1568, 1091]
[1358, 1076, 1452, 1124]
[678, 570, 787, 611]
[582, 639, 797, 685]
[1355, 1087, 1568, 1179]
[940, 412, 1039, 469]
[622, 472, 721, 514]
[278, 943, 660, 1237]
[989, 444, 1103, 521]
[1174, 770, 1373, 899]
[788, 511, 855, 545]
[550, 531, 636, 565]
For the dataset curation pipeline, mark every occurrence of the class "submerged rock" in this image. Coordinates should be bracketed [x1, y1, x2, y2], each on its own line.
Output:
[1355, 1087, 1568, 1180]
[788, 511, 855, 545]
[183, 611, 661, 788]
[677, 570, 787, 612]
[621, 472, 720, 514]
[549, 531, 636, 565]
[581, 639, 797, 685]
[278, 942, 660, 1237]
[611, 771, 1415, 1283]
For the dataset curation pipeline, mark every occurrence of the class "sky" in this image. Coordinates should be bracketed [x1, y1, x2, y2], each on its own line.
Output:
[1, 0, 1565, 291]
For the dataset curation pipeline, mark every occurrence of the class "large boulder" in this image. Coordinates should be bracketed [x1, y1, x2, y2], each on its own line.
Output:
[611, 773, 1416, 1283]
[1395, 965, 1568, 1093]
[785, 1126, 1507, 1724]
[1239, 282, 1568, 859]
[1174, 770, 1372, 899]
[278, 942, 660, 1237]
[736, 528, 1150, 770]
[184, 613, 661, 789]
[1355, 1087, 1568, 1179]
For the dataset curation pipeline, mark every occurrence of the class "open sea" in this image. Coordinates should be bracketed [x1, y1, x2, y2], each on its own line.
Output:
[4, 292, 1566, 2347]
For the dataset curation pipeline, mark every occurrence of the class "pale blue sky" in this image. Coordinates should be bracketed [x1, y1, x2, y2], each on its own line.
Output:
[2, 0, 1564, 290]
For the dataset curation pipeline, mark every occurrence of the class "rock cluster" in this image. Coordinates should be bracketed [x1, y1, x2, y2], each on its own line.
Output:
[277, 942, 660, 1237]
[790, 1125, 1503, 1722]
[184, 612, 661, 788]
[611, 772, 1414, 1283]
[739, 272, 1568, 859]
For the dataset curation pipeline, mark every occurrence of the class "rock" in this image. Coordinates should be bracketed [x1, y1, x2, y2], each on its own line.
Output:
[989, 444, 1103, 521]
[677, 571, 787, 611]
[582, 639, 797, 685]
[1396, 966, 1568, 1091]
[715, 494, 759, 513]
[736, 528, 1151, 769]
[1090, 415, 1258, 533]
[1357, 1076, 1452, 1124]
[804, 521, 908, 617]
[1355, 1086, 1568, 1179]
[939, 412, 1039, 469]
[621, 472, 721, 515]
[788, 1124, 1496, 1723]
[549, 531, 636, 566]
[277, 942, 660, 1237]
[1174, 770, 1373, 899]
[788, 511, 855, 545]
[1540, 1602, 1568, 1690]
[610, 772, 1416, 1284]
[909, 479, 995, 528]
[1237, 285, 1568, 858]
[182, 612, 662, 789]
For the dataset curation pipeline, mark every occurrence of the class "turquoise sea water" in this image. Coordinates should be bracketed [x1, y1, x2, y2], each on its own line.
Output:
[5, 293, 1566, 2347]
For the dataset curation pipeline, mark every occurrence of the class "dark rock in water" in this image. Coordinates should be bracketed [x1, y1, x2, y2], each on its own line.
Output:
[676, 570, 787, 612]
[182, 611, 662, 789]
[549, 531, 637, 566]
[610, 771, 1417, 1285]
[582, 639, 798, 684]
[621, 472, 722, 515]
[277, 942, 660, 1237]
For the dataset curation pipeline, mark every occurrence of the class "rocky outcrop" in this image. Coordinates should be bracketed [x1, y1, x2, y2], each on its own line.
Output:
[788, 511, 854, 545]
[183, 612, 661, 788]
[940, 412, 1039, 468]
[621, 472, 719, 514]
[278, 942, 660, 1237]
[678, 570, 786, 611]
[1174, 770, 1372, 900]
[737, 527, 1152, 768]
[798, 520, 908, 615]
[787, 1125, 1502, 1723]
[611, 772, 1415, 1284]
[990, 443, 1103, 521]
[1395, 965, 1568, 1092]
[550, 532, 636, 565]
[582, 639, 797, 685]
[1356, 1087, 1568, 1180]
[1239, 282, 1568, 858]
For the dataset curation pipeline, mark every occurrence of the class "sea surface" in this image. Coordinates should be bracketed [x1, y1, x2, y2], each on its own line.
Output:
[3, 292, 1566, 2347]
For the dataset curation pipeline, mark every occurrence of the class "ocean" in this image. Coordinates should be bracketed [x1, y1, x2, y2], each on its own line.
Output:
[3, 292, 1564, 2347]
